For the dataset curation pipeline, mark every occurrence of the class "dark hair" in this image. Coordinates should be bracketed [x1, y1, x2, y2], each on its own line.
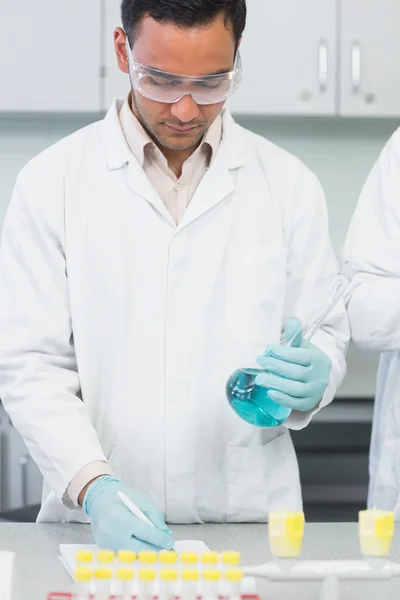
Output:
[121, 0, 246, 48]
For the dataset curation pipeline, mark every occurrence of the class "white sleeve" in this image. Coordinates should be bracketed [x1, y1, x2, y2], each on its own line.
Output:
[0, 163, 108, 507]
[283, 169, 350, 430]
[68, 461, 113, 506]
[343, 128, 400, 351]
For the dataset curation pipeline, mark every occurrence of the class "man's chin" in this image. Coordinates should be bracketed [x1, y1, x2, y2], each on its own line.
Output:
[155, 129, 205, 151]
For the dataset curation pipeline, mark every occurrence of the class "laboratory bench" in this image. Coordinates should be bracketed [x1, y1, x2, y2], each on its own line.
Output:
[1, 522, 400, 600]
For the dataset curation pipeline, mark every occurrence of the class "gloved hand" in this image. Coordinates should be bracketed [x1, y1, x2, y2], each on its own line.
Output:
[255, 318, 332, 412]
[83, 476, 174, 551]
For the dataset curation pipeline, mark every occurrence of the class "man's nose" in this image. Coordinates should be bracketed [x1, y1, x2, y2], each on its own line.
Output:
[170, 94, 200, 123]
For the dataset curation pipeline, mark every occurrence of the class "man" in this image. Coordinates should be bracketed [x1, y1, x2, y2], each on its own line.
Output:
[344, 127, 400, 517]
[0, 0, 348, 550]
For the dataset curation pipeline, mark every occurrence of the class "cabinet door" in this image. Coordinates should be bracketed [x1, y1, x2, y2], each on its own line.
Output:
[228, 0, 337, 115]
[0, 0, 101, 112]
[0, 407, 5, 512]
[102, 0, 131, 110]
[3, 425, 43, 511]
[340, 0, 400, 117]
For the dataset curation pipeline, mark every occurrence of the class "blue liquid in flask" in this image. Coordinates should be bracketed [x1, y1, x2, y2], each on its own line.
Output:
[226, 368, 292, 427]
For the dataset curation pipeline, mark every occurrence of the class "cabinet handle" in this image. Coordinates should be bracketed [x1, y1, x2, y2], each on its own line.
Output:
[20, 455, 28, 508]
[318, 40, 328, 93]
[351, 42, 361, 94]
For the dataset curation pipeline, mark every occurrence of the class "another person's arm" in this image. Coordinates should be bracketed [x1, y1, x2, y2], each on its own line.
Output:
[343, 128, 400, 351]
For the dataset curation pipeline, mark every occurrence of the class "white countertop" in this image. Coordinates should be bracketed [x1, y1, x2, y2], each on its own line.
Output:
[1, 522, 400, 600]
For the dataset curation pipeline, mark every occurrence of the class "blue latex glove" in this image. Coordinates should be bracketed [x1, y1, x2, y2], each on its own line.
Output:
[83, 476, 174, 551]
[255, 318, 332, 412]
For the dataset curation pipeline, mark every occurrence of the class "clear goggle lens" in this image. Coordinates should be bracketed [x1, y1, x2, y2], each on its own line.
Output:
[126, 38, 242, 105]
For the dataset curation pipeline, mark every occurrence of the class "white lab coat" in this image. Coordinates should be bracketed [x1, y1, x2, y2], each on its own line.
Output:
[344, 126, 400, 517]
[0, 101, 348, 524]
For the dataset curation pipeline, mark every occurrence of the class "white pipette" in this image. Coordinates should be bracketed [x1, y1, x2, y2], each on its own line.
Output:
[118, 491, 155, 528]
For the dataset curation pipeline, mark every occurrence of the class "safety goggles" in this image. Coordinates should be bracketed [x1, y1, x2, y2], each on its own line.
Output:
[125, 38, 242, 105]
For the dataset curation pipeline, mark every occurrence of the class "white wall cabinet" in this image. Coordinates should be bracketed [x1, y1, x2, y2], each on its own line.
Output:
[3, 424, 43, 511]
[0, 406, 42, 513]
[230, 0, 400, 117]
[1, 0, 400, 116]
[339, 0, 400, 117]
[0, 0, 102, 112]
[229, 0, 337, 116]
[102, 0, 131, 110]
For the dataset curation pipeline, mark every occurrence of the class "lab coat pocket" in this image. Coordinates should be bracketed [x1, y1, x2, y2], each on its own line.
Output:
[226, 432, 302, 522]
[225, 243, 285, 346]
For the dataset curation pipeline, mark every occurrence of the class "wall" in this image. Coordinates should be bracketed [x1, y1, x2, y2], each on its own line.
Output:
[0, 114, 398, 398]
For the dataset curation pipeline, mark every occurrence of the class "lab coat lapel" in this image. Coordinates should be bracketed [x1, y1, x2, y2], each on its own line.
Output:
[100, 102, 248, 228]
[177, 110, 248, 230]
[125, 161, 175, 225]
[100, 99, 175, 226]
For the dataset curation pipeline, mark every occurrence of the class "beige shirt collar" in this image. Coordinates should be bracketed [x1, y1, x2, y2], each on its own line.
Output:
[119, 94, 222, 169]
